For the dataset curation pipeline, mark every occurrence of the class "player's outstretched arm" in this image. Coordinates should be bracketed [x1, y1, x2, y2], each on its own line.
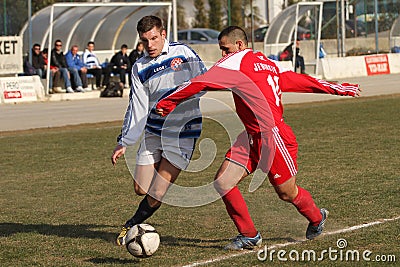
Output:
[279, 70, 361, 97]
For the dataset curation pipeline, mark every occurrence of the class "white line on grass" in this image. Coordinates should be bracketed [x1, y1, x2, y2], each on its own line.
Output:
[181, 215, 400, 267]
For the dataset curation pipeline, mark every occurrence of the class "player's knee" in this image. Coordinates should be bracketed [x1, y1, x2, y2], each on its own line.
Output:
[274, 176, 298, 202]
[277, 189, 298, 202]
[213, 177, 235, 195]
[213, 180, 225, 195]
[134, 183, 147, 196]
[277, 191, 293, 202]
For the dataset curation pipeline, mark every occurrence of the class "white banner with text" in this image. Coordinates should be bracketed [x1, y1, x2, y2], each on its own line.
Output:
[0, 76, 44, 103]
[0, 36, 23, 75]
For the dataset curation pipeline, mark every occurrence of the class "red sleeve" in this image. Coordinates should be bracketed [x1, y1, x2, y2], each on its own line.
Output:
[279, 70, 359, 96]
[156, 66, 238, 116]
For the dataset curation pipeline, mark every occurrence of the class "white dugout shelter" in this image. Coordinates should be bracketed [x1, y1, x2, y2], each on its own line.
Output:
[19, 2, 175, 94]
[264, 2, 323, 75]
[390, 16, 400, 49]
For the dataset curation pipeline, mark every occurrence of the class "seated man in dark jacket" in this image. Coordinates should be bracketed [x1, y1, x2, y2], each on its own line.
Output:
[32, 44, 46, 77]
[51, 40, 74, 93]
[109, 44, 131, 88]
[128, 41, 144, 86]
[23, 44, 46, 77]
[280, 40, 306, 74]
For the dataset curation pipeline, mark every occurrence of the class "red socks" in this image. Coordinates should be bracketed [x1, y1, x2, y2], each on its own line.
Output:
[291, 186, 322, 226]
[221, 186, 258, 237]
[221, 185, 321, 236]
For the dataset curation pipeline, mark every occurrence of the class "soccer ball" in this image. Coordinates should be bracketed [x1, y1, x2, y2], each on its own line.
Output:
[125, 224, 160, 258]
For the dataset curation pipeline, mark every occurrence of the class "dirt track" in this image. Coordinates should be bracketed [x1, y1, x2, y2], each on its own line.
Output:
[0, 74, 399, 132]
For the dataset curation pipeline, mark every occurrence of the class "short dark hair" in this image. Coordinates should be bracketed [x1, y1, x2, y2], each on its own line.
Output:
[54, 39, 62, 45]
[136, 41, 144, 49]
[87, 41, 95, 46]
[137, 15, 163, 34]
[218, 26, 248, 46]
[33, 43, 40, 48]
[121, 44, 128, 49]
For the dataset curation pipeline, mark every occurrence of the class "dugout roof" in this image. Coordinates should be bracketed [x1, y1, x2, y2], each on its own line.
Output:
[19, 2, 172, 53]
[263, 2, 323, 75]
[264, 2, 323, 44]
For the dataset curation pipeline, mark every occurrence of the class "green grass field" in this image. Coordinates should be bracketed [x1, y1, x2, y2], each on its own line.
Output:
[0, 95, 399, 266]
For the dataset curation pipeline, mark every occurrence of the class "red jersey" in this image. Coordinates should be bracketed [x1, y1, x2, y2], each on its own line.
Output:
[157, 48, 359, 136]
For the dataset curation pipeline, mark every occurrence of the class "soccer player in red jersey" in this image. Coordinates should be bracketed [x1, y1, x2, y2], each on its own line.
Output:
[156, 26, 361, 250]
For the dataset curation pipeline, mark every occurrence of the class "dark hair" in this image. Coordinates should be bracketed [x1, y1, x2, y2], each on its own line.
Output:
[54, 39, 62, 45]
[87, 41, 95, 46]
[42, 48, 48, 54]
[33, 43, 40, 48]
[121, 44, 128, 49]
[136, 41, 144, 49]
[218, 26, 248, 46]
[137, 15, 163, 34]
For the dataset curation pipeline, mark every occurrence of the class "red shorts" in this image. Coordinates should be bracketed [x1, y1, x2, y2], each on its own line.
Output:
[225, 124, 298, 186]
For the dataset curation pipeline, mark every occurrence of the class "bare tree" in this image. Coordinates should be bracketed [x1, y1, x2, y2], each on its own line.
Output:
[230, 0, 243, 28]
[177, 2, 189, 29]
[208, 0, 223, 31]
[193, 0, 208, 28]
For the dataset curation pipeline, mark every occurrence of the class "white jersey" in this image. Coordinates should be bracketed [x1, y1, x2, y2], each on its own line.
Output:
[119, 40, 206, 146]
[82, 49, 101, 68]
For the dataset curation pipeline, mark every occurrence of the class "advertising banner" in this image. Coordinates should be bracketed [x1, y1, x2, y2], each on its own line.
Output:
[0, 76, 39, 103]
[364, 54, 391, 76]
[0, 36, 23, 75]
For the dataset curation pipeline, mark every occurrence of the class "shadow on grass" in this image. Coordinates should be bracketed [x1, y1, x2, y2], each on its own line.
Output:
[160, 235, 298, 249]
[0, 222, 115, 242]
[161, 235, 226, 249]
[85, 257, 139, 264]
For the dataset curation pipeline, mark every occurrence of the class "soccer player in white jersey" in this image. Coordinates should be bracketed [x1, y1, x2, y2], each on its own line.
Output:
[111, 15, 206, 246]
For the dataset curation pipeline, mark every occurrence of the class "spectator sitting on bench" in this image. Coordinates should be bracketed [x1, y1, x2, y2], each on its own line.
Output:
[65, 45, 90, 92]
[280, 39, 306, 74]
[23, 43, 46, 77]
[109, 44, 131, 89]
[51, 40, 78, 93]
[128, 41, 144, 86]
[83, 41, 110, 90]
[42, 48, 64, 93]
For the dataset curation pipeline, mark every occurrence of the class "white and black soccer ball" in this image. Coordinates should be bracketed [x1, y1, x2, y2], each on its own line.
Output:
[125, 224, 160, 258]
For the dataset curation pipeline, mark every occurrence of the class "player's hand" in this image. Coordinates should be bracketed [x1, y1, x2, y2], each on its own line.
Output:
[155, 108, 164, 116]
[155, 101, 176, 117]
[355, 87, 362, 97]
[111, 145, 126, 166]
